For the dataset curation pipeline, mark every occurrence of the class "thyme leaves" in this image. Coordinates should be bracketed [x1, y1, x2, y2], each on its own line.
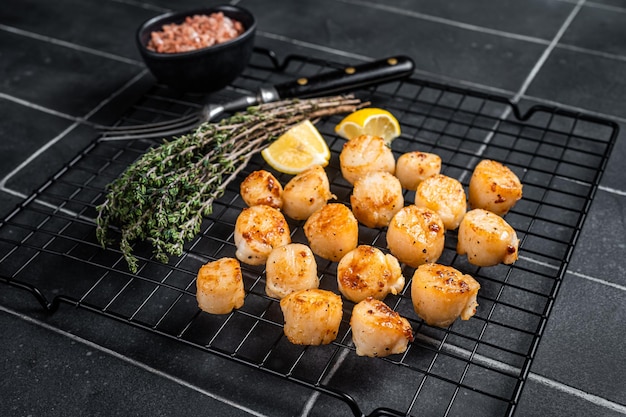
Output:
[96, 95, 363, 272]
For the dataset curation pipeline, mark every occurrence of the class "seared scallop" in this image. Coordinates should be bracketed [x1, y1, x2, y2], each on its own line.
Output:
[350, 297, 413, 357]
[386, 205, 445, 268]
[395, 151, 442, 190]
[234, 205, 291, 266]
[265, 243, 319, 299]
[468, 159, 523, 216]
[280, 289, 343, 345]
[240, 169, 283, 209]
[304, 203, 359, 262]
[337, 245, 405, 303]
[456, 208, 519, 266]
[415, 174, 467, 230]
[282, 165, 335, 221]
[411, 263, 480, 327]
[350, 171, 404, 228]
[196, 257, 245, 315]
[339, 134, 395, 184]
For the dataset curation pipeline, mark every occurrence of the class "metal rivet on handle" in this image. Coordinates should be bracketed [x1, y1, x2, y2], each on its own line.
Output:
[297, 78, 308, 86]
[387, 57, 398, 65]
[345, 67, 356, 74]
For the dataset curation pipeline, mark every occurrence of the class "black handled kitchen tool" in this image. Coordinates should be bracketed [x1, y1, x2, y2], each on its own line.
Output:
[99, 56, 414, 141]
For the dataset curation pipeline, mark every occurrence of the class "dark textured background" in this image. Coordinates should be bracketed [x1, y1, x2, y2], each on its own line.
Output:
[1, 1, 625, 416]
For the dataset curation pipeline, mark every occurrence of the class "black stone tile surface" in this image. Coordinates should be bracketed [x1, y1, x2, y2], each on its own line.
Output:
[590, 0, 626, 7]
[0, 0, 154, 60]
[241, 0, 547, 92]
[561, 3, 626, 56]
[0, 288, 340, 417]
[3, 122, 100, 196]
[382, 0, 576, 40]
[0, 31, 142, 117]
[0, 193, 23, 221]
[525, 47, 626, 119]
[0, 99, 73, 179]
[0, 306, 255, 417]
[566, 190, 626, 287]
[521, 47, 626, 193]
[2, 0, 626, 416]
[516, 378, 626, 417]
[528, 268, 626, 405]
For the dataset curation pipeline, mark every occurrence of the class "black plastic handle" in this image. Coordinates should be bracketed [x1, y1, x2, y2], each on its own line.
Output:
[274, 56, 415, 99]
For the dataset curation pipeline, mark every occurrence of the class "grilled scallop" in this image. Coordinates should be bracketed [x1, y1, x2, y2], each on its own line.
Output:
[415, 174, 467, 230]
[281, 165, 335, 221]
[240, 169, 283, 209]
[395, 151, 442, 190]
[234, 205, 291, 266]
[337, 245, 405, 303]
[386, 205, 445, 268]
[196, 257, 245, 315]
[456, 208, 519, 266]
[411, 263, 480, 327]
[350, 171, 404, 228]
[339, 134, 395, 185]
[280, 289, 343, 345]
[304, 203, 359, 262]
[350, 297, 413, 357]
[468, 159, 523, 216]
[265, 243, 319, 299]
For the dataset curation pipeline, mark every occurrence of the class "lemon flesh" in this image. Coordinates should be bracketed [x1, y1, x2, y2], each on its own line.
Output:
[262, 120, 331, 175]
[334, 107, 401, 143]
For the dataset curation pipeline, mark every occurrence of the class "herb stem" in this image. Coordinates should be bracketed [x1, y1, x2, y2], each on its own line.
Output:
[96, 95, 363, 272]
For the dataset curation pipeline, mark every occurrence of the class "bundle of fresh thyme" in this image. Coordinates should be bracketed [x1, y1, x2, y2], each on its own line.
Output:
[96, 95, 363, 272]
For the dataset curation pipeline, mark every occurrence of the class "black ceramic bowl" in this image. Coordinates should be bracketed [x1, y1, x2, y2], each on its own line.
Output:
[136, 5, 256, 92]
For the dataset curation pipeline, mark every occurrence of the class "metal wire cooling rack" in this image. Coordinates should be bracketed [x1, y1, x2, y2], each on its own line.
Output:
[0, 50, 618, 417]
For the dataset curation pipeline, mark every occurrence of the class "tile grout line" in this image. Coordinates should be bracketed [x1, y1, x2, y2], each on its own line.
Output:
[0, 3, 622, 414]
[0, 70, 148, 191]
[2, 190, 623, 294]
[3, 0, 626, 75]
[1, 193, 623, 415]
[0, 24, 142, 66]
[336, 0, 550, 45]
[529, 373, 626, 414]
[106, 0, 170, 13]
[558, 42, 626, 64]
[258, 31, 373, 62]
[567, 269, 626, 292]
[0, 92, 102, 125]
[584, 0, 626, 13]
[0, 124, 80, 191]
[0, 305, 269, 417]
[454, 0, 585, 176]
[521, 255, 626, 293]
[506, 2, 626, 413]
[3, 3, 626, 76]
[336, 0, 626, 52]
[511, 0, 586, 103]
[3, 299, 626, 416]
[598, 185, 626, 197]
[2, 11, 626, 124]
[418, 331, 626, 414]
[300, 348, 352, 416]
[457, 0, 583, 180]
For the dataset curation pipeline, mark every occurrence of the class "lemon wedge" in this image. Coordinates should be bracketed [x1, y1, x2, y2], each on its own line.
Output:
[262, 120, 331, 175]
[334, 107, 401, 143]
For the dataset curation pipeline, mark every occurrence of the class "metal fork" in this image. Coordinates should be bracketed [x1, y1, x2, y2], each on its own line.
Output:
[97, 56, 414, 141]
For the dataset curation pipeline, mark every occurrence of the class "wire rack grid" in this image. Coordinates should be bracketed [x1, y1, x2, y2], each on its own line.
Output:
[0, 51, 618, 417]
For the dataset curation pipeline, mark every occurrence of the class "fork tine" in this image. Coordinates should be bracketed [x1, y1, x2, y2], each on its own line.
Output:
[98, 113, 204, 141]
[100, 113, 201, 132]
[94, 94, 252, 141]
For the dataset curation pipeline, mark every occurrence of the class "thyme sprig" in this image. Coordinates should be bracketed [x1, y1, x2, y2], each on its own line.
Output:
[96, 95, 363, 272]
